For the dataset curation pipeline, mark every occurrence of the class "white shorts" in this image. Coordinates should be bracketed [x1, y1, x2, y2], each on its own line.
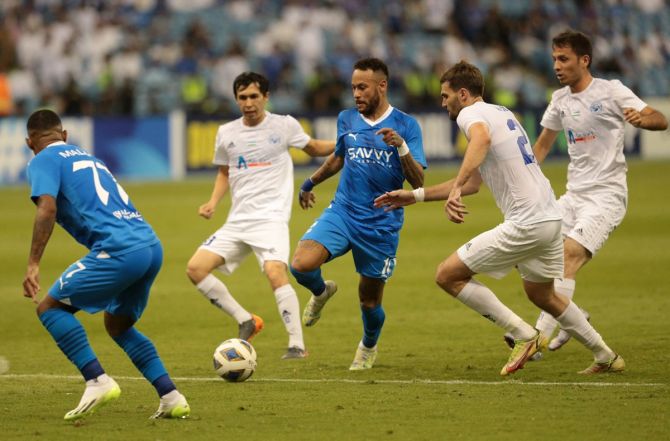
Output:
[557, 190, 627, 255]
[199, 221, 290, 275]
[457, 220, 564, 283]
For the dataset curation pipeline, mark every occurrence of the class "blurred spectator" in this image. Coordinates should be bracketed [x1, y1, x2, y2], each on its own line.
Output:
[211, 40, 250, 106]
[305, 63, 344, 112]
[1, 0, 668, 117]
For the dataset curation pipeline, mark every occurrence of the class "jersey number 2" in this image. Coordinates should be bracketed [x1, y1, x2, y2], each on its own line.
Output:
[506, 119, 535, 165]
[73, 160, 130, 206]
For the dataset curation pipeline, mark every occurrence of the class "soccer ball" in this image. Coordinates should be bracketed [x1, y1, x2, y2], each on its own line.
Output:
[213, 338, 257, 382]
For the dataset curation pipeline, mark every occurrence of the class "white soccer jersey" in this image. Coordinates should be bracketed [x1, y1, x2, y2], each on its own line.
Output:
[457, 102, 561, 225]
[541, 78, 646, 196]
[213, 112, 310, 223]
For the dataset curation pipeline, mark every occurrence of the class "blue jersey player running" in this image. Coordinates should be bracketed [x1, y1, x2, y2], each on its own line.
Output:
[290, 58, 427, 370]
[22, 109, 190, 420]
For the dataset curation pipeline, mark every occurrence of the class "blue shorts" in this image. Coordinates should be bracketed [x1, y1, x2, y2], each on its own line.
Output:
[48, 242, 163, 321]
[301, 207, 398, 280]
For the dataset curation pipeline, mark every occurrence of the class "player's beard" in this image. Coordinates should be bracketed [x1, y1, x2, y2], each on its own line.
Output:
[359, 93, 381, 118]
[448, 101, 461, 121]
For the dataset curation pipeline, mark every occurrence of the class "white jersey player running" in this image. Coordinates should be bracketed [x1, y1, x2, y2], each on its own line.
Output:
[186, 72, 335, 359]
[375, 61, 624, 375]
[527, 30, 668, 354]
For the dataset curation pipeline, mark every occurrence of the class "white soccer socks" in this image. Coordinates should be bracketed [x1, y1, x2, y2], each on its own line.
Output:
[196, 274, 252, 323]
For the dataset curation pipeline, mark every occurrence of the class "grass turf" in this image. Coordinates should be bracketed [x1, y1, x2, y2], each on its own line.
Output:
[0, 160, 668, 440]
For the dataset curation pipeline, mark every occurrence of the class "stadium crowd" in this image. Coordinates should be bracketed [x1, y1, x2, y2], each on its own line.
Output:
[0, 0, 668, 117]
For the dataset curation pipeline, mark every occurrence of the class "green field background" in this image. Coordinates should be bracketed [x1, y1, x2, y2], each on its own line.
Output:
[1, 161, 668, 440]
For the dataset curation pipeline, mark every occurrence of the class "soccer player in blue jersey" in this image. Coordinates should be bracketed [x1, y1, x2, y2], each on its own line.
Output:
[22, 109, 190, 420]
[289, 58, 427, 370]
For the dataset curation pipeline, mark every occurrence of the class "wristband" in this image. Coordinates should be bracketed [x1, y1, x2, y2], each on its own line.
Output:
[397, 141, 410, 157]
[300, 178, 315, 192]
[412, 187, 425, 202]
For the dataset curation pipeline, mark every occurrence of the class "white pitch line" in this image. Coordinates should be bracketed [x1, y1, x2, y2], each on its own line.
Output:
[0, 373, 665, 388]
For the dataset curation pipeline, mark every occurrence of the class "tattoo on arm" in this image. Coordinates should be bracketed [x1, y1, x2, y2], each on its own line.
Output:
[400, 154, 424, 188]
[311, 154, 344, 185]
[29, 197, 57, 265]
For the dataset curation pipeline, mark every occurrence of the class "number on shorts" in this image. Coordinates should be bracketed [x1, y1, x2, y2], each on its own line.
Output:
[73, 160, 130, 206]
[59, 260, 86, 289]
[506, 119, 535, 165]
[381, 257, 396, 278]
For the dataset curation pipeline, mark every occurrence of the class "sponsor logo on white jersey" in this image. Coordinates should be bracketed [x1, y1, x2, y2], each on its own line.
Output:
[567, 129, 596, 144]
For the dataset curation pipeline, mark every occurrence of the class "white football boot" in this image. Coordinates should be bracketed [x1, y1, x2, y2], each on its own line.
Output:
[64, 374, 121, 421]
[151, 390, 190, 419]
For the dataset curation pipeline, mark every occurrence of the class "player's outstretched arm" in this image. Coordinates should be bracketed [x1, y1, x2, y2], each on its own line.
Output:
[199, 166, 229, 219]
[299, 153, 344, 210]
[374, 189, 416, 211]
[375, 172, 482, 211]
[533, 128, 559, 164]
[23, 195, 57, 303]
[303, 139, 336, 157]
[624, 106, 668, 131]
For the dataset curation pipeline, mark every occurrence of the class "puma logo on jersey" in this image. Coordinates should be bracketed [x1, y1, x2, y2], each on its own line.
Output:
[347, 133, 358, 141]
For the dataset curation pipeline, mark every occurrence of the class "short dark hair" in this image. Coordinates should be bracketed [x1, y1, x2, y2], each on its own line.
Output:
[232, 72, 270, 98]
[353, 57, 389, 80]
[440, 61, 484, 97]
[27, 109, 62, 135]
[552, 29, 592, 68]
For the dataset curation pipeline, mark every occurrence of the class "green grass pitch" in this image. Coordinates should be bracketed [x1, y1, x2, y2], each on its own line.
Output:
[0, 160, 668, 440]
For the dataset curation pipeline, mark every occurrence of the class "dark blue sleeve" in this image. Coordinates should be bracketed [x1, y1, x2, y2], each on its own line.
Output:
[28, 152, 61, 203]
[405, 117, 427, 169]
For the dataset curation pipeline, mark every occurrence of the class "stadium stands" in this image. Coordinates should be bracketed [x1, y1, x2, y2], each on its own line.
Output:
[0, 0, 668, 116]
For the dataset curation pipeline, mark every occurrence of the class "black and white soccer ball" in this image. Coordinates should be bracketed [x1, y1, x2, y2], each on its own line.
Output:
[213, 338, 257, 382]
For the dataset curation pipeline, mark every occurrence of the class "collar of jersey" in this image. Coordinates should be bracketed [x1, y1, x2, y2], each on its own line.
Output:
[569, 77, 596, 97]
[360, 105, 394, 127]
[45, 141, 67, 148]
[241, 111, 271, 128]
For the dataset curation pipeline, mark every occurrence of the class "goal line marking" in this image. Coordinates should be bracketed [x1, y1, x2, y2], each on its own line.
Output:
[0, 373, 665, 388]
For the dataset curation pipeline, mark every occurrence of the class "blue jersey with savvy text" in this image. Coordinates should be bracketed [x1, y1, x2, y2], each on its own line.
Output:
[332, 107, 426, 229]
[27, 142, 158, 254]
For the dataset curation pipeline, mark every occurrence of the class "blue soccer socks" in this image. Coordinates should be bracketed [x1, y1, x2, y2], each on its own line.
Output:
[361, 304, 386, 349]
[290, 266, 326, 297]
[39, 308, 102, 380]
[112, 327, 176, 396]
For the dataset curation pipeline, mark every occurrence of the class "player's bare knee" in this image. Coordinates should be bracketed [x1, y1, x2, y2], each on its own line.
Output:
[563, 241, 591, 275]
[35, 301, 50, 317]
[265, 264, 289, 289]
[435, 263, 454, 292]
[290, 255, 317, 273]
[359, 299, 380, 309]
[104, 313, 134, 338]
[36, 296, 70, 317]
[523, 279, 557, 311]
[185, 261, 207, 284]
